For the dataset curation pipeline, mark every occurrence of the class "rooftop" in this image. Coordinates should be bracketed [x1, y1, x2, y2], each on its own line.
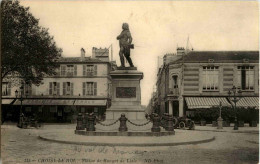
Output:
[175, 51, 259, 63]
[57, 56, 108, 63]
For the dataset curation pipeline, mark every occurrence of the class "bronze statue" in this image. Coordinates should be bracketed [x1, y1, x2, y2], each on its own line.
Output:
[117, 23, 134, 67]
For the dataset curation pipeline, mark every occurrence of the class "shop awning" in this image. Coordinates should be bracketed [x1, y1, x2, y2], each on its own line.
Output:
[1, 99, 14, 105]
[74, 100, 107, 106]
[234, 97, 259, 109]
[43, 99, 75, 105]
[185, 97, 231, 109]
[13, 99, 75, 105]
[13, 99, 44, 105]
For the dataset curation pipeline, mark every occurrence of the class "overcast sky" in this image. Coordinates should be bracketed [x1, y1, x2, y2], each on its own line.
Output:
[21, 1, 259, 105]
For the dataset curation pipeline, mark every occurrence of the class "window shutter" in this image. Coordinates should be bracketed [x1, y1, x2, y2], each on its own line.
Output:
[63, 82, 66, 95]
[7, 83, 11, 96]
[94, 65, 97, 76]
[83, 65, 86, 76]
[49, 82, 52, 95]
[57, 82, 60, 95]
[83, 82, 86, 96]
[28, 84, 32, 95]
[74, 65, 77, 76]
[71, 83, 74, 95]
[61, 65, 66, 76]
[94, 82, 97, 96]
[56, 67, 60, 76]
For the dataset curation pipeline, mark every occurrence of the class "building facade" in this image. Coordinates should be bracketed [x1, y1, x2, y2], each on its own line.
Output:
[2, 47, 115, 123]
[155, 48, 259, 118]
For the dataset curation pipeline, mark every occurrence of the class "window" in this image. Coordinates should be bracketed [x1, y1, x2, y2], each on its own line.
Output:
[87, 82, 94, 95]
[83, 82, 97, 96]
[63, 82, 73, 95]
[172, 75, 178, 88]
[67, 65, 74, 76]
[60, 65, 77, 76]
[202, 66, 219, 91]
[83, 65, 97, 76]
[2, 82, 11, 96]
[20, 82, 32, 96]
[237, 66, 254, 90]
[23, 83, 32, 96]
[49, 82, 60, 95]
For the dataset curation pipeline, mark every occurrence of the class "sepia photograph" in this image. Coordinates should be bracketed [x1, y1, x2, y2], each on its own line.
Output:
[1, 0, 259, 163]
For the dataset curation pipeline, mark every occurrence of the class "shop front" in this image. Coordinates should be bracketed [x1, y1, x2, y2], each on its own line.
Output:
[11, 98, 108, 123]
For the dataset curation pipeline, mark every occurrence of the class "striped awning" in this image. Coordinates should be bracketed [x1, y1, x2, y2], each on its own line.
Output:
[74, 100, 107, 106]
[235, 97, 259, 109]
[185, 97, 231, 109]
[43, 99, 75, 105]
[1, 99, 14, 105]
[13, 99, 44, 105]
[13, 99, 75, 105]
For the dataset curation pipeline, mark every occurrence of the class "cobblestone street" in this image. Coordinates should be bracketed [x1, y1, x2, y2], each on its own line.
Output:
[1, 123, 259, 164]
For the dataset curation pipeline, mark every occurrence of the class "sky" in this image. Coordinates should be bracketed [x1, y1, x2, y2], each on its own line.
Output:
[20, 0, 259, 105]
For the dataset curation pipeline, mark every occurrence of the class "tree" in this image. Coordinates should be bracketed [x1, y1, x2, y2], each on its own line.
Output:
[1, 0, 62, 85]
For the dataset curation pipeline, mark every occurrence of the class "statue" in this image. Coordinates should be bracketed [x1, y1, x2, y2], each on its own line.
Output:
[117, 23, 134, 67]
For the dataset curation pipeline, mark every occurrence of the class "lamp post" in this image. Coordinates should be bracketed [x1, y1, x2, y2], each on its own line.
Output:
[15, 85, 28, 128]
[228, 86, 242, 130]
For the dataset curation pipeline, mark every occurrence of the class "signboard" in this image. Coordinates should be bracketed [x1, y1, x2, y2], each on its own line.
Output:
[116, 87, 136, 98]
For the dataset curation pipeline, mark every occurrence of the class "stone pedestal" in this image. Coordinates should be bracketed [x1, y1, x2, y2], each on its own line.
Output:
[106, 67, 145, 120]
[217, 117, 223, 129]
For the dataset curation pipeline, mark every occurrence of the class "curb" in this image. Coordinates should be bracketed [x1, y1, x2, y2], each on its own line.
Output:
[194, 129, 259, 134]
[38, 135, 215, 147]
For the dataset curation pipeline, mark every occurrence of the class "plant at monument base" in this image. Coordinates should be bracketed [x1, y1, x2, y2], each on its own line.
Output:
[1, 0, 62, 85]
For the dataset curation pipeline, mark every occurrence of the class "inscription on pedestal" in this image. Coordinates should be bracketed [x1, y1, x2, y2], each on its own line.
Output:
[116, 87, 136, 98]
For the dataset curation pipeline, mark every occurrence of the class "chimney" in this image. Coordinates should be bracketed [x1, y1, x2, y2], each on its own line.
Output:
[81, 48, 85, 61]
[177, 47, 185, 56]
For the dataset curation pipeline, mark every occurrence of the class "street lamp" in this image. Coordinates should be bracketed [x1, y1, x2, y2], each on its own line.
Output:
[228, 86, 242, 130]
[15, 85, 28, 128]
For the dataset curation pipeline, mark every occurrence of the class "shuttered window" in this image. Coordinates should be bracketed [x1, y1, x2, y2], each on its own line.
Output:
[83, 82, 97, 96]
[63, 82, 73, 95]
[24, 83, 32, 95]
[61, 65, 66, 76]
[67, 65, 74, 76]
[83, 65, 86, 76]
[49, 82, 60, 95]
[85, 65, 97, 76]
[60, 65, 77, 76]
[2, 82, 11, 96]
[74, 65, 77, 76]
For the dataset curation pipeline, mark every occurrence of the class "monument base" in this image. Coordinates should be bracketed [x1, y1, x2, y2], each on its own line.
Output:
[106, 106, 145, 120]
[107, 67, 145, 120]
